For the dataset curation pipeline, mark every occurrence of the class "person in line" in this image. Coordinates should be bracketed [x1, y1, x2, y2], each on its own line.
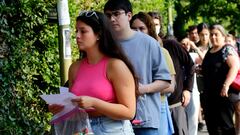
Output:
[181, 37, 200, 135]
[201, 24, 239, 135]
[228, 31, 240, 54]
[182, 23, 211, 133]
[104, 1, 172, 134]
[130, 11, 175, 135]
[163, 38, 194, 135]
[147, 11, 165, 40]
[195, 23, 211, 131]
[189, 23, 211, 61]
[226, 34, 239, 52]
[49, 11, 139, 135]
[148, 11, 194, 135]
[225, 33, 240, 135]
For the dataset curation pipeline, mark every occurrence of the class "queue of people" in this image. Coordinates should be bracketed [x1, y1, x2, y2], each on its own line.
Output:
[181, 24, 240, 135]
[47, 0, 240, 134]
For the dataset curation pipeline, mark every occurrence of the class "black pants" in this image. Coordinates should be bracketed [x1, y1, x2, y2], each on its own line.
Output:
[202, 94, 235, 135]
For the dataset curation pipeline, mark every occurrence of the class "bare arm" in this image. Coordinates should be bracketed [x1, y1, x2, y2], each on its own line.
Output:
[72, 59, 136, 120]
[138, 79, 170, 94]
[193, 47, 207, 61]
[181, 38, 207, 61]
[161, 75, 176, 94]
[182, 90, 191, 107]
[221, 54, 240, 97]
[68, 61, 81, 88]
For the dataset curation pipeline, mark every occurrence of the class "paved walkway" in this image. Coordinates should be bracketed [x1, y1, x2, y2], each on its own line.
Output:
[198, 123, 209, 135]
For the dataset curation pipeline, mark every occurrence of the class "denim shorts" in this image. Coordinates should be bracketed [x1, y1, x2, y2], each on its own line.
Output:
[133, 128, 159, 135]
[89, 116, 135, 135]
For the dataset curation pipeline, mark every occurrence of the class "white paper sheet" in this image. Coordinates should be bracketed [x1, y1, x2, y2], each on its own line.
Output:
[40, 92, 77, 105]
[40, 87, 79, 122]
[60, 86, 69, 94]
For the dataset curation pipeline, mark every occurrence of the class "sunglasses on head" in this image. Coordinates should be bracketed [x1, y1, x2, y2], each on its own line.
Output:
[78, 11, 99, 20]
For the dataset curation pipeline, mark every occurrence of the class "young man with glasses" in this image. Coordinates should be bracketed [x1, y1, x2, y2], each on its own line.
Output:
[104, 0, 171, 135]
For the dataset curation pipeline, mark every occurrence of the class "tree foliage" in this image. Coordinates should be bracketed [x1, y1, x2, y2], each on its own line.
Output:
[173, 0, 240, 40]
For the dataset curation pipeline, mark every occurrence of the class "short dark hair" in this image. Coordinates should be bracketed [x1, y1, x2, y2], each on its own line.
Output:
[229, 30, 236, 37]
[104, 0, 132, 13]
[226, 34, 236, 41]
[188, 25, 197, 33]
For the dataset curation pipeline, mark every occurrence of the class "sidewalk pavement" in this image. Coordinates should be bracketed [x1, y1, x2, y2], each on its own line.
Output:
[198, 123, 208, 135]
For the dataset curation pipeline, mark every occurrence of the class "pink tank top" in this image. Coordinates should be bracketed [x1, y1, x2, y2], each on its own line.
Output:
[70, 57, 116, 103]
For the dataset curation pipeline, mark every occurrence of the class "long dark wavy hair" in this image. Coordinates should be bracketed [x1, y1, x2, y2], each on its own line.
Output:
[76, 11, 139, 95]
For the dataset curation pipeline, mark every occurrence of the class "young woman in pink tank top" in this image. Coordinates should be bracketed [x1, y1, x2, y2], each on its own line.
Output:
[48, 11, 138, 135]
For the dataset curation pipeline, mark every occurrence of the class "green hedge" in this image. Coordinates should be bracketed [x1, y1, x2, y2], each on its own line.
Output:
[0, 1, 59, 134]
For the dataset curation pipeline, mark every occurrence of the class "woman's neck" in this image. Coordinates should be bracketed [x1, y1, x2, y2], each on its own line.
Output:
[86, 48, 104, 64]
[210, 45, 223, 53]
[200, 40, 209, 46]
[199, 45, 209, 51]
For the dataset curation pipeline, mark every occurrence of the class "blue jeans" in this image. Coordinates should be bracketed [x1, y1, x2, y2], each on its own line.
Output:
[90, 116, 134, 135]
[134, 128, 159, 135]
[185, 86, 200, 135]
[159, 95, 174, 135]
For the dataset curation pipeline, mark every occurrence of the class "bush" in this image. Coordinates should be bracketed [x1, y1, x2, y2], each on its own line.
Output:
[0, 0, 59, 134]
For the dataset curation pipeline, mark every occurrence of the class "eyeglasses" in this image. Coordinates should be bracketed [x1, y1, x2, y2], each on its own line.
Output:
[78, 11, 99, 20]
[105, 11, 125, 19]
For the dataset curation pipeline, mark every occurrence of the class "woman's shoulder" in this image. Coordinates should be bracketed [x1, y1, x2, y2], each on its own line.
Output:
[222, 44, 238, 61]
[107, 58, 125, 68]
[69, 59, 83, 72]
[107, 58, 129, 80]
